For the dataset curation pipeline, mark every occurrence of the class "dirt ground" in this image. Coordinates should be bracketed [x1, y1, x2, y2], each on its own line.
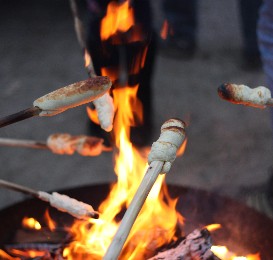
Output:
[0, 0, 272, 217]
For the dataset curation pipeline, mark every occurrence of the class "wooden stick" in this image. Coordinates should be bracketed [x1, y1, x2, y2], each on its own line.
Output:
[0, 179, 99, 219]
[0, 107, 41, 128]
[104, 161, 164, 260]
[69, 0, 96, 78]
[104, 119, 186, 260]
[0, 179, 40, 198]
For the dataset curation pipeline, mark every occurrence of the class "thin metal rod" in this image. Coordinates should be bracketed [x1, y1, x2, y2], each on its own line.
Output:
[0, 179, 39, 198]
[0, 137, 48, 150]
[0, 107, 41, 128]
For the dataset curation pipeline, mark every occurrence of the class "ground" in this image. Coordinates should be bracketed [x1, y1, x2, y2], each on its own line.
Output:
[0, 0, 272, 218]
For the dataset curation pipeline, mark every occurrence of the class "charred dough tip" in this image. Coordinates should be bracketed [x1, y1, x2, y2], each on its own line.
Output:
[218, 83, 232, 101]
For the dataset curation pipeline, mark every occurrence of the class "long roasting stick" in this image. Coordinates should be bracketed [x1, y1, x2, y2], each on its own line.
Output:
[69, 0, 96, 77]
[104, 118, 186, 260]
[69, 0, 115, 132]
[0, 77, 111, 128]
[0, 179, 99, 219]
[0, 134, 112, 156]
[218, 83, 273, 109]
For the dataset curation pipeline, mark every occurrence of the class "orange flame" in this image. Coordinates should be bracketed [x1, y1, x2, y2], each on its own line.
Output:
[8, 249, 47, 258]
[0, 249, 20, 260]
[86, 106, 100, 125]
[100, 0, 134, 41]
[160, 20, 169, 40]
[211, 246, 260, 260]
[177, 138, 188, 157]
[205, 223, 221, 232]
[84, 49, 91, 68]
[44, 209, 57, 231]
[22, 217, 41, 230]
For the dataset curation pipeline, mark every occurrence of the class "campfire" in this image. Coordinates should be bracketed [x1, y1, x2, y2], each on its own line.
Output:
[0, 1, 268, 259]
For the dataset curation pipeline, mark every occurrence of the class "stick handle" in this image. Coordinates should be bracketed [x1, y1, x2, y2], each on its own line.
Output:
[0, 137, 48, 150]
[0, 107, 41, 128]
[104, 161, 164, 260]
[0, 179, 40, 198]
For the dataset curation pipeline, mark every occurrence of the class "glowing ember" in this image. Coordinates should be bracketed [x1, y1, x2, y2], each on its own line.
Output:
[8, 249, 47, 258]
[211, 246, 260, 260]
[22, 217, 41, 230]
[0, 249, 20, 260]
[206, 223, 221, 232]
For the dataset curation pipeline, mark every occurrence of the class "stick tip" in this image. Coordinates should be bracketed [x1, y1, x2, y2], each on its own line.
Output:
[161, 118, 186, 135]
[217, 83, 233, 101]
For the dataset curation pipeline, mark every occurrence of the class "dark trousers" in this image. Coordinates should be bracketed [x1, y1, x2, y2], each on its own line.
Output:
[162, 0, 262, 55]
[86, 0, 156, 145]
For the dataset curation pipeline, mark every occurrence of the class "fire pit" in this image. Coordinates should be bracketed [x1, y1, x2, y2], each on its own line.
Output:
[0, 183, 273, 259]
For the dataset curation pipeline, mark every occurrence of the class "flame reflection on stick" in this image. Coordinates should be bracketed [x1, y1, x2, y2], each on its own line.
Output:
[160, 20, 169, 40]
[44, 209, 57, 231]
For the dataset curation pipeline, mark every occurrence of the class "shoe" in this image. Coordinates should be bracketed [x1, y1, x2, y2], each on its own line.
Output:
[237, 167, 273, 219]
[159, 36, 196, 60]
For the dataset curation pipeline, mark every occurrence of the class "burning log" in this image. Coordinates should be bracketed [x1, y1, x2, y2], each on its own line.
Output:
[148, 228, 220, 260]
[0, 134, 111, 156]
[0, 179, 99, 219]
[218, 83, 273, 109]
[69, 0, 115, 132]
[104, 118, 186, 260]
[0, 77, 111, 128]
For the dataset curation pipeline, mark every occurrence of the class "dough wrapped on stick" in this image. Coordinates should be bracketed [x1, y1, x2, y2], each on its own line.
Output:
[47, 133, 111, 156]
[0, 76, 112, 128]
[104, 118, 186, 260]
[0, 133, 112, 156]
[0, 179, 99, 219]
[218, 83, 273, 109]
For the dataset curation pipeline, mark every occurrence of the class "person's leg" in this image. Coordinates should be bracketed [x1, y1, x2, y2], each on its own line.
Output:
[258, 0, 273, 126]
[86, 0, 156, 146]
[239, 0, 273, 219]
[161, 0, 197, 58]
[238, 0, 262, 69]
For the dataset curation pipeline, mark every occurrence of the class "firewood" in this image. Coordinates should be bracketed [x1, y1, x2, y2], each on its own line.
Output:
[104, 118, 186, 260]
[148, 228, 221, 260]
[0, 77, 111, 128]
